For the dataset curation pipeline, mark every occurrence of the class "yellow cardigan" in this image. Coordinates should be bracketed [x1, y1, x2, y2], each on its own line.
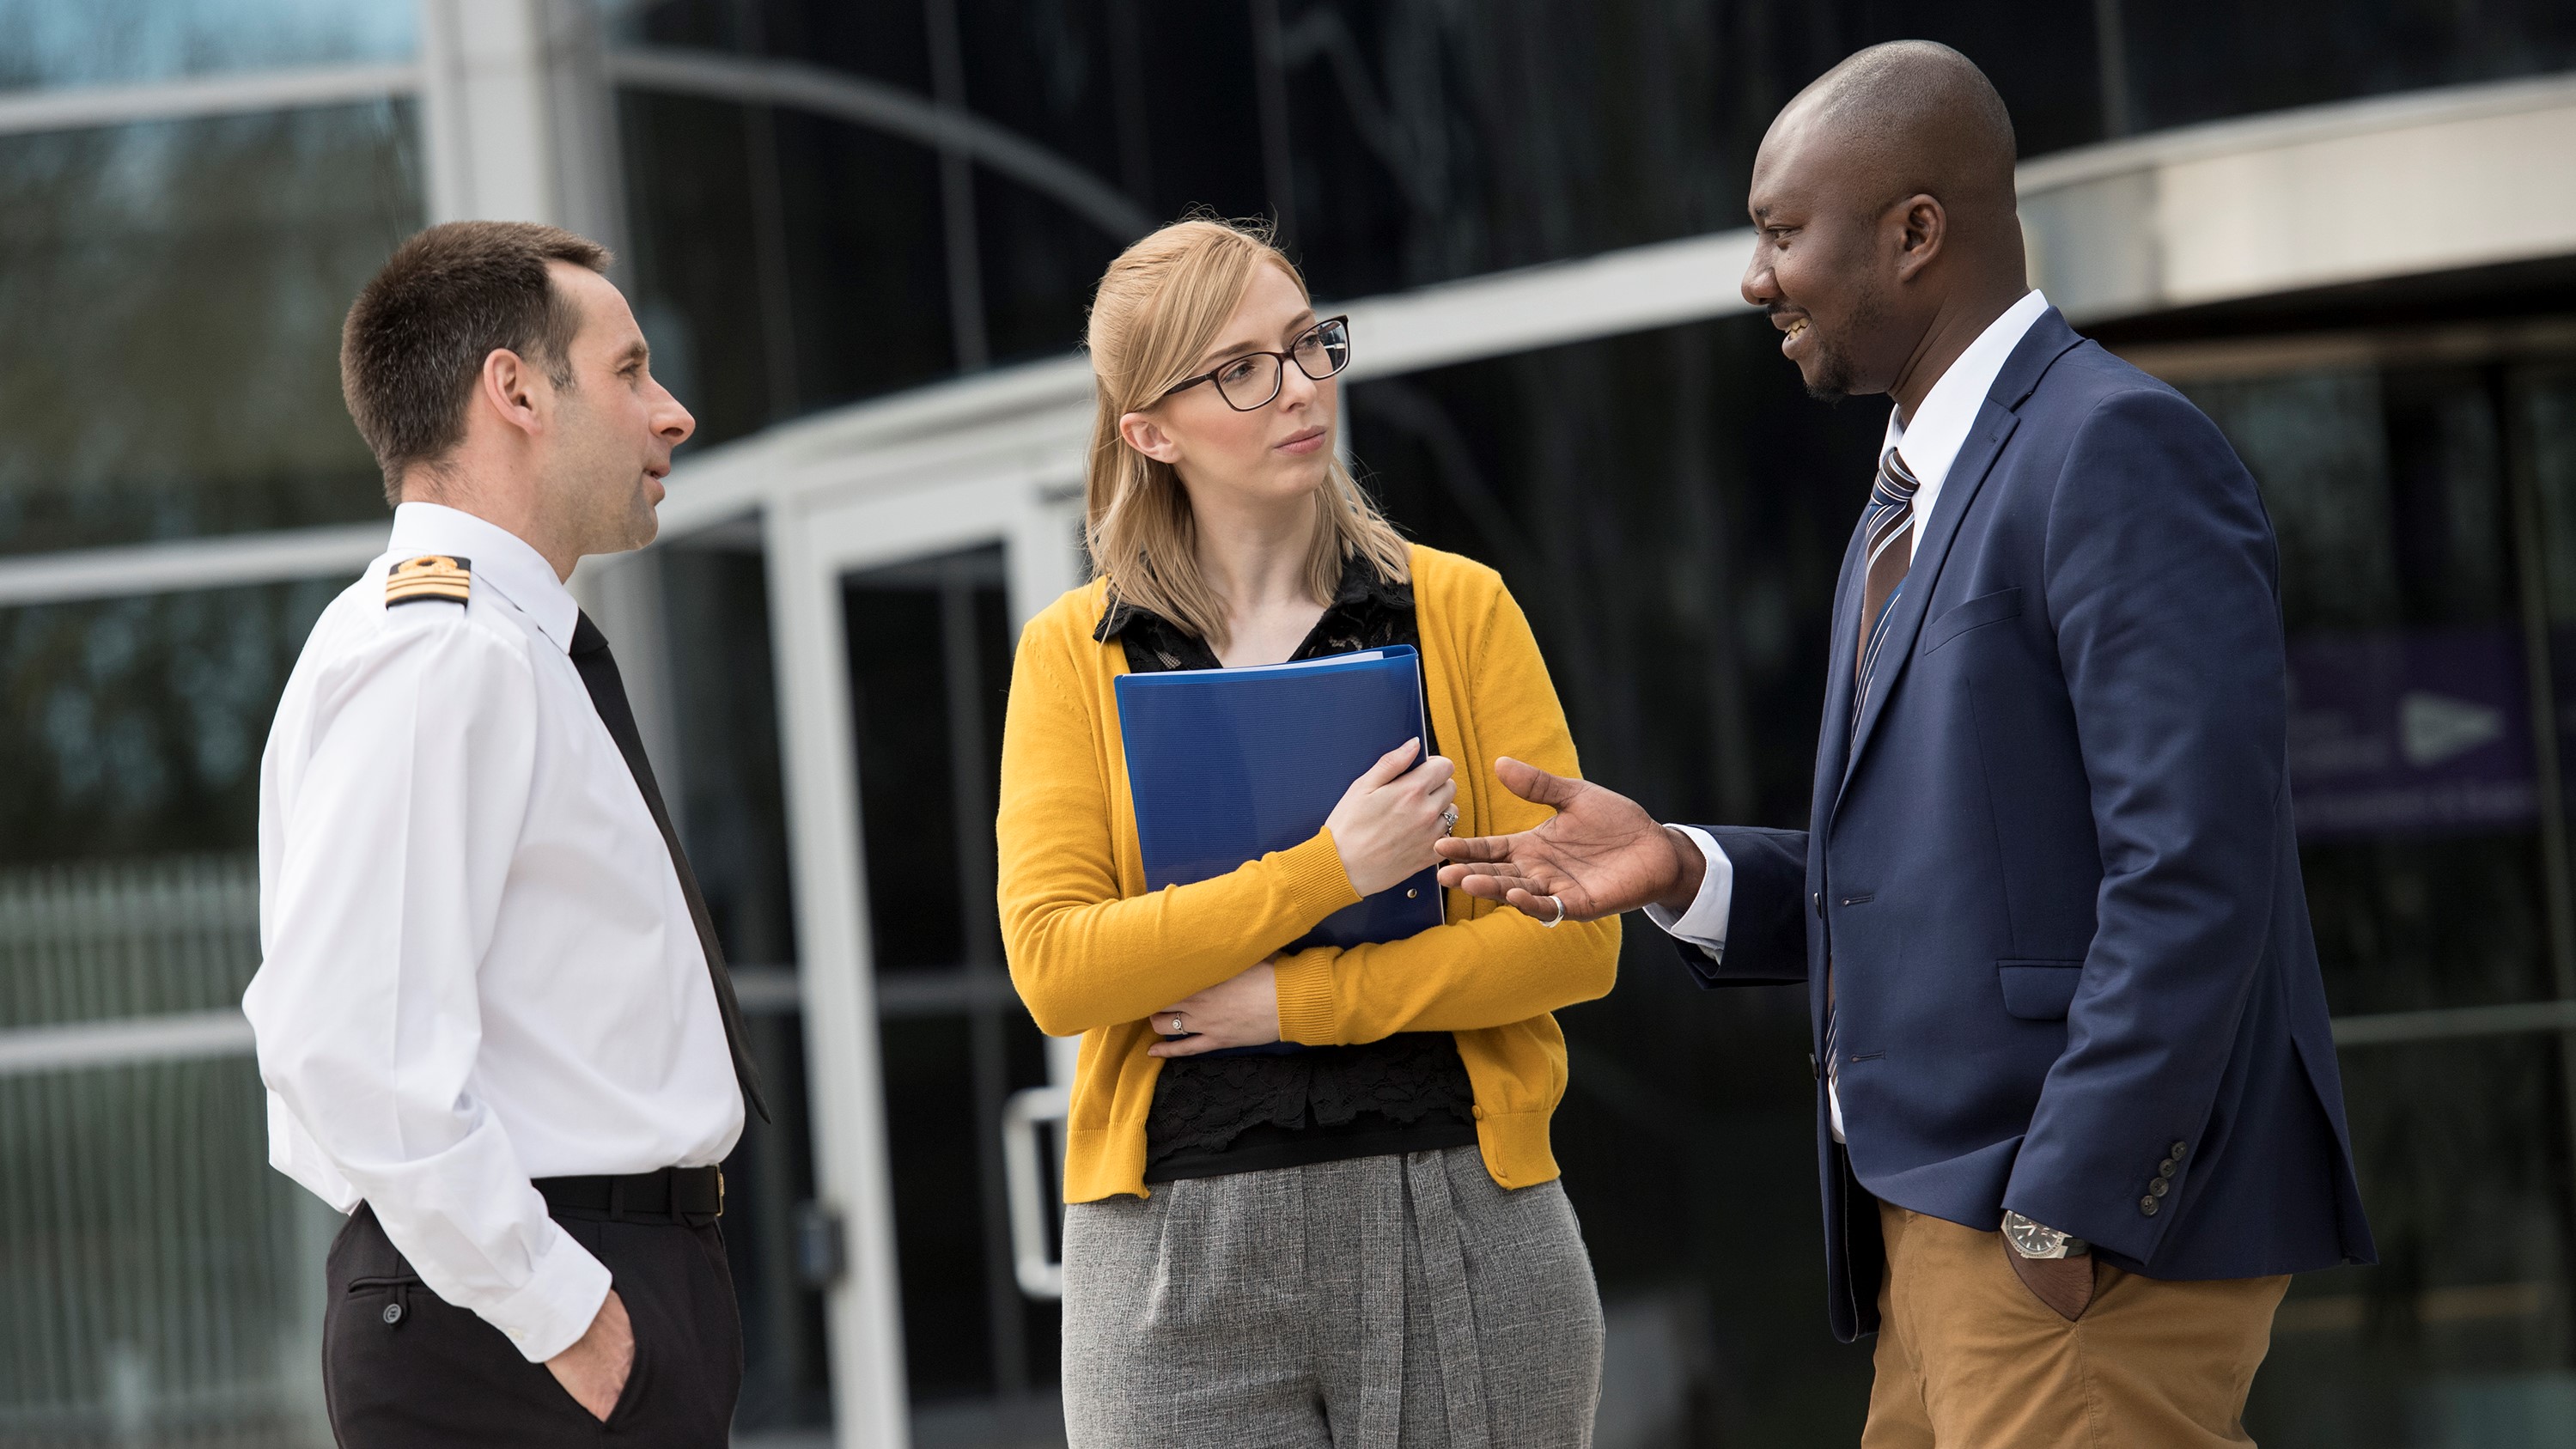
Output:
[996, 544, 1620, 1202]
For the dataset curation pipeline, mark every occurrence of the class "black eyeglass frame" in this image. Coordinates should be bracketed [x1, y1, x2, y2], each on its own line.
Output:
[1159, 315, 1352, 411]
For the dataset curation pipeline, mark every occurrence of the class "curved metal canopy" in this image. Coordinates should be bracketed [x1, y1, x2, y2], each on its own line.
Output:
[606, 46, 1154, 244]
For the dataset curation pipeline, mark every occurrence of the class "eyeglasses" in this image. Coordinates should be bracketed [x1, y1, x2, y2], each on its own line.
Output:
[1161, 316, 1351, 411]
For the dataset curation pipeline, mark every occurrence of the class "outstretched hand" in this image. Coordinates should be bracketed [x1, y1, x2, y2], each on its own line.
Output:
[1433, 758, 1705, 922]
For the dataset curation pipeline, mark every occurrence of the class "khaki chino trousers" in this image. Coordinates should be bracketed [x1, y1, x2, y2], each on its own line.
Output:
[1864, 1202, 2289, 1449]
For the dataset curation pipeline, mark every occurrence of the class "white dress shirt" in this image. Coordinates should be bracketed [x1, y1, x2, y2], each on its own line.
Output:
[1647, 289, 2053, 1141]
[244, 502, 742, 1363]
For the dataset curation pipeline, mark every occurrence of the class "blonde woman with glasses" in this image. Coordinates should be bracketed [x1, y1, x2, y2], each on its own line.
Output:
[997, 216, 1617, 1446]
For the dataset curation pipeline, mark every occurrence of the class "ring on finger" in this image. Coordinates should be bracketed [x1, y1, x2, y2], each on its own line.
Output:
[1539, 894, 1568, 928]
[1439, 804, 1459, 836]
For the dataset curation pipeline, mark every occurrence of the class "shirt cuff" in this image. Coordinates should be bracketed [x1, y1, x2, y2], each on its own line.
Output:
[1641, 825, 1733, 953]
[482, 1222, 614, 1363]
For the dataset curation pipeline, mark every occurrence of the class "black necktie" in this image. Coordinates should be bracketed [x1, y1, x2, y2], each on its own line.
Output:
[569, 611, 771, 1123]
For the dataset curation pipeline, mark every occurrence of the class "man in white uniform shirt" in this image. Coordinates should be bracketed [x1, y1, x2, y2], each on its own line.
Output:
[244, 221, 765, 1447]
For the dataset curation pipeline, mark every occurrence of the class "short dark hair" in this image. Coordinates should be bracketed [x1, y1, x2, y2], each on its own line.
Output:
[339, 221, 613, 504]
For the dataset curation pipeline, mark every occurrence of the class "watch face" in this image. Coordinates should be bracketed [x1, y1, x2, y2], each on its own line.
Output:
[2004, 1213, 2064, 1257]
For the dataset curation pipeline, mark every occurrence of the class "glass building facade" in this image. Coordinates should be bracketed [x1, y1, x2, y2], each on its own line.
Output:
[6, 3, 2576, 1446]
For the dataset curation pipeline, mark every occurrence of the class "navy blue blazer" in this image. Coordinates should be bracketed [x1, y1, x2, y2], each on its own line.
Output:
[1684, 308, 2375, 1342]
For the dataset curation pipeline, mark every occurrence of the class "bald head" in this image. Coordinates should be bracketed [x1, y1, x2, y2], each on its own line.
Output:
[1781, 41, 2019, 236]
[1741, 41, 2031, 409]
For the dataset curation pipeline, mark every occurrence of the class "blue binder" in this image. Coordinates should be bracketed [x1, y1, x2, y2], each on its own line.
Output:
[1116, 647, 1446, 1054]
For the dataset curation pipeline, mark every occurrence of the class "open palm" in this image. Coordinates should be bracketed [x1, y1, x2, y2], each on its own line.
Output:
[1433, 758, 1692, 922]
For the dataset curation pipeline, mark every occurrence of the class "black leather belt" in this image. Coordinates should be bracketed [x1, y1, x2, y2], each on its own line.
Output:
[534, 1166, 724, 1227]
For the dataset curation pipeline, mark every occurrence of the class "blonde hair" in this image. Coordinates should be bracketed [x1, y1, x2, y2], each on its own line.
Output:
[1083, 216, 1410, 650]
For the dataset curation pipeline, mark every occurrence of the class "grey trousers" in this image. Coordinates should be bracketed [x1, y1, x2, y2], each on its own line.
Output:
[1061, 1146, 1604, 1449]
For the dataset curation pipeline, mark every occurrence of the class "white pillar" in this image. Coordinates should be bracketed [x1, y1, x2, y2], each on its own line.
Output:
[415, 0, 625, 253]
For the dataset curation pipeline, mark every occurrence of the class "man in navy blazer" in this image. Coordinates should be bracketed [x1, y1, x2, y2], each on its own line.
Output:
[1439, 40, 2373, 1446]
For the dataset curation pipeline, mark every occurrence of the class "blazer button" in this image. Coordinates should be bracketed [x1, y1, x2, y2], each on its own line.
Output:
[381, 1301, 404, 1326]
[2140, 1196, 2159, 1216]
[2159, 1158, 2177, 1178]
[2148, 1178, 2169, 1197]
[2170, 1141, 2189, 1158]
[1812, 892, 1824, 919]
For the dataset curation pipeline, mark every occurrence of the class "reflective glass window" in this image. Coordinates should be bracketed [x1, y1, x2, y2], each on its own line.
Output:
[0, 581, 340, 864]
[2178, 365, 2559, 1017]
[2247, 1033, 2576, 1448]
[0, 102, 421, 556]
[0, 0, 414, 90]
[2116, 0, 2576, 134]
[0, 577, 345, 1446]
[621, 90, 955, 443]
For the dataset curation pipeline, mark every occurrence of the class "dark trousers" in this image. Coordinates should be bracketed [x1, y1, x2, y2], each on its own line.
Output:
[322, 1202, 742, 1447]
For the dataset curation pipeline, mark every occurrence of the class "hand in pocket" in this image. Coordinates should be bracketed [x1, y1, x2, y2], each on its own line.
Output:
[546, 1288, 635, 1421]
[2004, 1240, 2097, 1322]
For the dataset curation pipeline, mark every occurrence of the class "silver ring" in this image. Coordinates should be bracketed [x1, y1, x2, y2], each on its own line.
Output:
[1168, 1016, 1184, 1034]
[1540, 894, 1568, 928]
[1439, 804, 1459, 836]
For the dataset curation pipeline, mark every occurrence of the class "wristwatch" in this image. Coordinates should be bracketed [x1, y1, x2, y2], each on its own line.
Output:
[2002, 1210, 2089, 1259]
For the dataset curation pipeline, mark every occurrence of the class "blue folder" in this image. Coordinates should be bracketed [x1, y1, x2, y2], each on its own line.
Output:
[1116, 647, 1446, 1054]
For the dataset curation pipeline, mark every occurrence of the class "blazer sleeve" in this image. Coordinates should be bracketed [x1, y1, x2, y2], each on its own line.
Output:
[2004, 386, 2289, 1263]
[996, 611, 1364, 1038]
[1666, 825, 1810, 987]
[1269, 582, 1620, 1043]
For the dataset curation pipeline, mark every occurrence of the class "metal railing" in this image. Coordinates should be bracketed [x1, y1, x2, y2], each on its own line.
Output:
[0, 855, 328, 1449]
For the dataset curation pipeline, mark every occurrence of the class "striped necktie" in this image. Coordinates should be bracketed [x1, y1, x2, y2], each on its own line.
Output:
[1824, 446, 1920, 1114]
[1852, 446, 1921, 745]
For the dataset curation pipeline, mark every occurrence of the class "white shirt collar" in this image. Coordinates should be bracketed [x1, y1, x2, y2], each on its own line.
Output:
[387, 502, 580, 652]
[1884, 289, 2052, 523]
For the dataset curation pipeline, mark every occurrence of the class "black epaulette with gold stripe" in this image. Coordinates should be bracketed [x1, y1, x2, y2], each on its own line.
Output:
[387, 554, 472, 607]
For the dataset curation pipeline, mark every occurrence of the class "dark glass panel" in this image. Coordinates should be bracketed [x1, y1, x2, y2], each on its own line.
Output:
[1117, 2, 1270, 230]
[665, 539, 800, 968]
[0, 0, 412, 89]
[612, 0, 935, 92]
[620, 91, 783, 447]
[845, 578, 966, 972]
[1276, 0, 2103, 301]
[1354, 314, 1879, 830]
[2118, 0, 2576, 135]
[770, 105, 959, 409]
[2246, 1032, 2576, 1449]
[0, 104, 419, 555]
[723, 1012, 835, 1433]
[2522, 362, 2576, 629]
[957, 0, 1134, 364]
[2181, 366, 2556, 1015]
[0, 580, 340, 866]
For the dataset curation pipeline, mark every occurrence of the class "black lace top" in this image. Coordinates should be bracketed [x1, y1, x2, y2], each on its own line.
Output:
[1098, 555, 1481, 1184]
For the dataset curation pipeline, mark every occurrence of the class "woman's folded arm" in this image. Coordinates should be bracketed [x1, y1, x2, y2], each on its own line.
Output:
[997, 622, 1361, 1037]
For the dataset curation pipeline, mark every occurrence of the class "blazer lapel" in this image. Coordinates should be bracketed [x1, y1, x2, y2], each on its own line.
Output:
[1834, 308, 2085, 807]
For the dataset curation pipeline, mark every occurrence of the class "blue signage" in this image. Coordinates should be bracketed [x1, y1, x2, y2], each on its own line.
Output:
[2285, 627, 2538, 840]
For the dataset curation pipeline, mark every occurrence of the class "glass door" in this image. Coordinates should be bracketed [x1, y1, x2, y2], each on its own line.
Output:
[763, 462, 1084, 1449]
[841, 545, 1061, 1446]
